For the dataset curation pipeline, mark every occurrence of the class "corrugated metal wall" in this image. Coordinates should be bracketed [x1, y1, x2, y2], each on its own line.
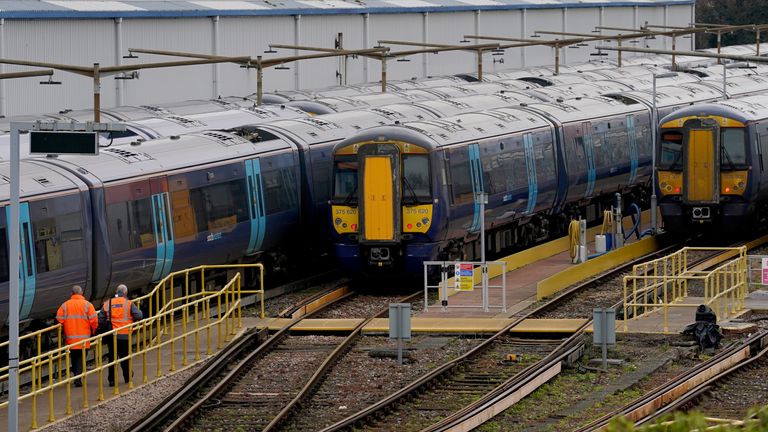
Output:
[0, 4, 692, 116]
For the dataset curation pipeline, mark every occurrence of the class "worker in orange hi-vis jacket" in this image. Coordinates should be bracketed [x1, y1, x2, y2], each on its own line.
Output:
[56, 285, 98, 387]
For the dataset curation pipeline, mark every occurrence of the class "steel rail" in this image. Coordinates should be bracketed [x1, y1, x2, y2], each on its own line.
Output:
[262, 291, 422, 432]
[426, 238, 765, 432]
[640, 344, 768, 426]
[572, 331, 768, 432]
[124, 284, 355, 432]
[320, 237, 756, 432]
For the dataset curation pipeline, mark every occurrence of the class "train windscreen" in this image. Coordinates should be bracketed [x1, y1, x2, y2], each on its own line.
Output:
[402, 154, 431, 204]
[332, 156, 358, 204]
[659, 131, 684, 170]
[721, 128, 747, 170]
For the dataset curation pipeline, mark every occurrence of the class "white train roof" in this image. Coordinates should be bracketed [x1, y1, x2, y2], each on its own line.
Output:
[703, 75, 768, 98]
[526, 81, 634, 102]
[0, 160, 87, 201]
[401, 107, 551, 147]
[524, 95, 646, 123]
[47, 131, 294, 184]
[608, 82, 723, 109]
[414, 93, 541, 117]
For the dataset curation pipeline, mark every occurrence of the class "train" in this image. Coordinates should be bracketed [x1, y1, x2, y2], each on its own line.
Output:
[2, 43, 767, 333]
[657, 95, 768, 232]
[328, 78, 768, 276]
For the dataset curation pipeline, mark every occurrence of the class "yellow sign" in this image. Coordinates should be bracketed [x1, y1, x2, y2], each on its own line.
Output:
[455, 263, 474, 291]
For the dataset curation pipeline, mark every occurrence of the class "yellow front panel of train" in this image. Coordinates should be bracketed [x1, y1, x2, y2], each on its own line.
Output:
[686, 129, 716, 203]
[364, 156, 395, 241]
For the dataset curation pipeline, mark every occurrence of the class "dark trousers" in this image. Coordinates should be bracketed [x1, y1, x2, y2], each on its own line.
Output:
[70, 348, 85, 379]
[106, 337, 130, 384]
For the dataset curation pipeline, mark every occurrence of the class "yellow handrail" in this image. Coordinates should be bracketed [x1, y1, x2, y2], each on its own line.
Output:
[0, 263, 263, 429]
[0, 263, 264, 381]
[622, 247, 747, 332]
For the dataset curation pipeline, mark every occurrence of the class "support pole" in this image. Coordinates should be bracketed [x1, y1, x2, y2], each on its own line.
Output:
[618, 38, 623, 67]
[115, 18, 123, 106]
[554, 44, 560, 75]
[212, 16, 220, 98]
[93, 63, 100, 123]
[476, 49, 483, 81]
[0, 18, 5, 118]
[758, 29, 762, 57]
[8, 123, 19, 432]
[381, 55, 387, 93]
[717, 30, 722, 64]
[671, 35, 676, 70]
[256, 56, 263, 105]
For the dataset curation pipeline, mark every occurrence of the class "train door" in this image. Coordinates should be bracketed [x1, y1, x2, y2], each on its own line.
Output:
[359, 144, 400, 242]
[5, 203, 36, 320]
[244, 158, 266, 255]
[683, 121, 720, 204]
[149, 177, 175, 281]
[627, 115, 639, 185]
[582, 121, 596, 198]
[468, 143, 485, 232]
[523, 134, 538, 214]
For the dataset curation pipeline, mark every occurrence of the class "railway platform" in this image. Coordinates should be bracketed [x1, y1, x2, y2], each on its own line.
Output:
[418, 211, 660, 321]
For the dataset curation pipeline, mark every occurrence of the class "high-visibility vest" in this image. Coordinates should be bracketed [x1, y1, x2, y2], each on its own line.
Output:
[103, 296, 134, 335]
[56, 294, 98, 349]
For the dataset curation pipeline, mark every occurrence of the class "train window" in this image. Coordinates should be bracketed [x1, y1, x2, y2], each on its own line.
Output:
[721, 128, 748, 170]
[0, 229, 7, 283]
[312, 158, 332, 204]
[447, 148, 474, 205]
[190, 180, 249, 232]
[107, 198, 156, 252]
[262, 168, 298, 214]
[333, 156, 358, 204]
[659, 131, 684, 170]
[402, 155, 431, 204]
[33, 212, 84, 272]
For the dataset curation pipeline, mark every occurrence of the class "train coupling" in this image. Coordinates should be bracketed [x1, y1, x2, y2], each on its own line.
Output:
[691, 207, 711, 220]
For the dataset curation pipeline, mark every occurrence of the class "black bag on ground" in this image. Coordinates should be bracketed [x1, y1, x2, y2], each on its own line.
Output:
[682, 321, 723, 350]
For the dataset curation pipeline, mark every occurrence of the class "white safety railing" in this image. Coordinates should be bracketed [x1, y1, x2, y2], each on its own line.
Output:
[423, 261, 507, 313]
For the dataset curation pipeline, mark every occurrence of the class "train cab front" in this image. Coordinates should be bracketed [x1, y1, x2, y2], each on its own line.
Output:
[330, 133, 437, 277]
[657, 115, 751, 232]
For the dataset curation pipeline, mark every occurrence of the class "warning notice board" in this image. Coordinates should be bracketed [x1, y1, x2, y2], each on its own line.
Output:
[455, 263, 474, 291]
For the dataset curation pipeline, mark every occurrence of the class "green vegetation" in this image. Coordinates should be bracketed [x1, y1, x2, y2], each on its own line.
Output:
[606, 408, 768, 431]
[696, 0, 768, 48]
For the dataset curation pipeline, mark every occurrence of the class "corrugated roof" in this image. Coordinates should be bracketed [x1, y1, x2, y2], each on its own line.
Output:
[0, 0, 694, 19]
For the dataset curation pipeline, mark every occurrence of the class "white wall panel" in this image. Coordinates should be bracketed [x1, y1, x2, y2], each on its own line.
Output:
[472, 10, 521, 73]
[426, 12, 476, 77]
[218, 16, 295, 97]
[635, 6, 667, 51]
[369, 13, 422, 82]
[563, 8, 602, 65]
[5, 19, 114, 116]
[524, 9, 563, 66]
[0, 5, 689, 116]
[299, 14, 364, 88]
[121, 18, 213, 107]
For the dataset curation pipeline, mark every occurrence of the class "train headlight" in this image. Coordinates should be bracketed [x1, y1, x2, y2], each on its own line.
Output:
[335, 218, 342, 225]
[721, 171, 748, 195]
[658, 171, 682, 196]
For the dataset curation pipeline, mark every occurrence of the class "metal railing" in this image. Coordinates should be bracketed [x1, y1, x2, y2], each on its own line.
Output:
[423, 261, 507, 313]
[0, 263, 263, 429]
[622, 247, 747, 332]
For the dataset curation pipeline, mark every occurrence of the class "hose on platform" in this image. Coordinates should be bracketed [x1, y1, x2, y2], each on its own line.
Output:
[568, 219, 580, 261]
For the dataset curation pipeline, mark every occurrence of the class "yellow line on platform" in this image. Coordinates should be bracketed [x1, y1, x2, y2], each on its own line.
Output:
[475, 210, 655, 284]
[254, 318, 586, 334]
[536, 235, 661, 301]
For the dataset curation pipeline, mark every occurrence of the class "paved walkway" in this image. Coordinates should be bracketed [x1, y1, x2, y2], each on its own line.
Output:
[0, 315, 261, 431]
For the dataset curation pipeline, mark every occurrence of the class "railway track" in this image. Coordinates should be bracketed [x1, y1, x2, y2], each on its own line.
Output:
[573, 331, 768, 431]
[126, 285, 420, 432]
[319, 237, 766, 432]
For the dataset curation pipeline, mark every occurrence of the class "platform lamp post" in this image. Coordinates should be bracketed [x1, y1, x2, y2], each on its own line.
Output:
[651, 71, 678, 235]
[478, 192, 489, 312]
